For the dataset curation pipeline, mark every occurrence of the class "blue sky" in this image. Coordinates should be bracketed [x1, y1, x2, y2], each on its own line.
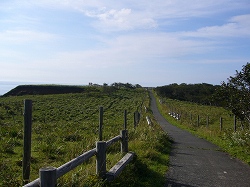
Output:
[1, 0, 250, 94]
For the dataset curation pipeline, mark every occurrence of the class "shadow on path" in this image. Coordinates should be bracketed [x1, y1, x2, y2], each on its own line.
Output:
[165, 180, 197, 187]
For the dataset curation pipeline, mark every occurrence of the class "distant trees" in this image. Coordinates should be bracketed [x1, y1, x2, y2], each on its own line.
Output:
[155, 62, 250, 123]
[88, 82, 142, 89]
[110, 82, 142, 89]
[155, 83, 220, 105]
[87, 82, 142, 94]
[216, 62, 250, 121]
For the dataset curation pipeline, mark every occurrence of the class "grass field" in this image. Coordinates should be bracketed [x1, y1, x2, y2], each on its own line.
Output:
[0, 87, 171, 186]
[154, 90, 250, 165]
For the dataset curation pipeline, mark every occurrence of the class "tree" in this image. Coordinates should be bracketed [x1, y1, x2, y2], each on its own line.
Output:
[155, 83, 218, 104]
[218, 62, 250, 121]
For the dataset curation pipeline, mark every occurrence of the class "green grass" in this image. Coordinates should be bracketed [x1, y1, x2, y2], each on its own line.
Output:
[154, 90, 250, 165]
[0, 87, 171, 186]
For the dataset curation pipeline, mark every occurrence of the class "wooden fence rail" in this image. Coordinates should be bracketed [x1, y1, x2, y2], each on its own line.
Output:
[23, 130, 135, 187]
[22, 100, 136, 187]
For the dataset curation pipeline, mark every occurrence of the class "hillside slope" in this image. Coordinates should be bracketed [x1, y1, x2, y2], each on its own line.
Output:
[2, 85, 85, 96]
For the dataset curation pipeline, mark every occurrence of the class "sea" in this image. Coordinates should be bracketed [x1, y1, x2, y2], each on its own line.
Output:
[0, 81, 42, 96]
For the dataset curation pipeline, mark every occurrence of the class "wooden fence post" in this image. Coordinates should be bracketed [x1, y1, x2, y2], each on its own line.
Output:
[133, 111, 140, 128]
[124, 110, 127, 130]
[234, 115, 237, 132]
[39, 167, 57, 187]
[197, 115, 200, 127]
[99, 107, 103, 141]
[23, 99, 32, 185]
[121, 130, 128, 153]
[206, 116, 209, 128]
[240, 120, 244, 131]
[220, 117, 223, 131]
[138, 111, 141, 123]
[96, 141, 106, 178]
[133, 112, 136, 128]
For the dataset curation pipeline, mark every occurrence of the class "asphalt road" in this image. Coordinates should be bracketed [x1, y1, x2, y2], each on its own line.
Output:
[149, 91, 250, 187]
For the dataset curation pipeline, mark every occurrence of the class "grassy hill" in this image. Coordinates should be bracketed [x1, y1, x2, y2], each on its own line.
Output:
[2, 85, 86, 97]
[0, 86, 170, 186]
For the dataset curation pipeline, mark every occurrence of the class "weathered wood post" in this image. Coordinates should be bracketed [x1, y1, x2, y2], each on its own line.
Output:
[121, 130, 128, 153]
[220, 117, 223, 131]
[133, 112, 136, 128]
[133, 111, 140, 128]
[99, 107, 103, 141]
[96, 141, 106, 178]
[234, 115, 237, 132]
[23, 99, 32, 185]
[39, 167, 57, 187]
[197, 115, 200, 127]
[124, 110, 127, 130]
[206, 116, 209, 128]
[240, 120, 244, 131]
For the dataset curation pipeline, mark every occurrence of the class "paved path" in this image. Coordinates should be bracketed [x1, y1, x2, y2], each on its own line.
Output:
[149, 91, 250, 187]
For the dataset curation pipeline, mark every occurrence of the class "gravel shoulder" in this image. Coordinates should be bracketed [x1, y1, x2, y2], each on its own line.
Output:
[149, 91, 250, 187]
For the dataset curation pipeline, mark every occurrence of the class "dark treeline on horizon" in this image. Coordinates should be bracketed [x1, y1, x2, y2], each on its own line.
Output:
[2, 82, 143, 97]
[155, 83, 221, 105]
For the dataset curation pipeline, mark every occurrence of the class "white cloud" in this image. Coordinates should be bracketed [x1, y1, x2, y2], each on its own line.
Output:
[78, 0, 247, 32]
[0, 14, 39, 26]
[29, 0, 247, 17]
[106, 33, 217, 58]
[85, 8, 133, 31]
[182, 14, 250, 38]
[0, 29, 57, 43]
[84, 7, 157, 31]
[11, 0, 249, 32]
[25, 32, 217, 72]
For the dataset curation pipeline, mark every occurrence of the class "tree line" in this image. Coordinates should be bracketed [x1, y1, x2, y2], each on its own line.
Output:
[155, 62, 250, 124]
[155, 83, 220, 105]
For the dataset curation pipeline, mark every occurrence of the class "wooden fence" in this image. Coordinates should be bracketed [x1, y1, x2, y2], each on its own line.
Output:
[168, 106, 247, 131]
[22, 100, 137, 187]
